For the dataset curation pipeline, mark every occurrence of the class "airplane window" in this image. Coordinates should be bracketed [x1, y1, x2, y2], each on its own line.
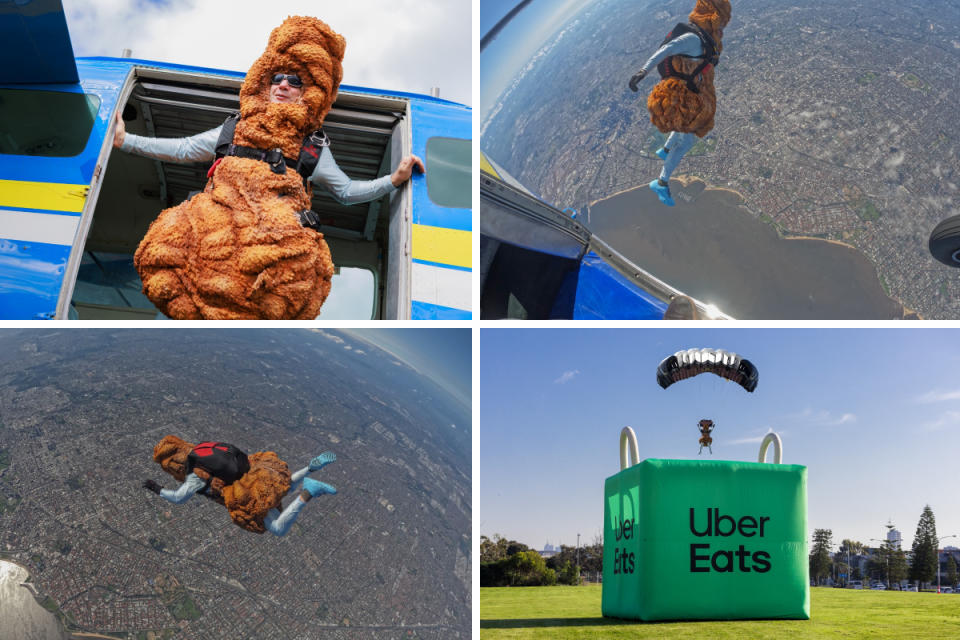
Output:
[425, 136, 471, 208]
[316, 266, 377, 319]
[0, 89, 100, 157]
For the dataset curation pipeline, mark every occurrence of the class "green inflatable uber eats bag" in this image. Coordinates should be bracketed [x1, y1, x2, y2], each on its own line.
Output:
[602, 428, 809, 621]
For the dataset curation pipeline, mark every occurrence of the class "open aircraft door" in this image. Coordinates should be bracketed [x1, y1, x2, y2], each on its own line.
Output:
[0, 0, 123, 318]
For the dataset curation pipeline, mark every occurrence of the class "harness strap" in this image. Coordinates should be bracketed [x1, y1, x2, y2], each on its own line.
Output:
[211, 113, 329, 186]
[656, 22, 720, 94]
[223, 144, 297, 175]
[296, 209, 322, 230]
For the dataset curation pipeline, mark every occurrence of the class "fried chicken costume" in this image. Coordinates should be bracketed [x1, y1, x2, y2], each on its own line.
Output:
[153, 435, 292, 534]
[134, 17, 345, 319]
[647, 0, 731, 137]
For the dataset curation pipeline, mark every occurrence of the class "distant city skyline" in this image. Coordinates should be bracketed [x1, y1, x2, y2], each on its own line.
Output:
[481, 329, 960, 553]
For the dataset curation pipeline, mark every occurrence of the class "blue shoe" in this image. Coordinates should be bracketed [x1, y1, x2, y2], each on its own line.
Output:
[309, 452, 336, 471]
[302, 477, 336, 497]
[655, 147, 668, 160]
[649, 179, 675, 207]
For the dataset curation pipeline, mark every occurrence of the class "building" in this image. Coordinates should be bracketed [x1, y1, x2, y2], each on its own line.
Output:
[887, 528, 902, 550]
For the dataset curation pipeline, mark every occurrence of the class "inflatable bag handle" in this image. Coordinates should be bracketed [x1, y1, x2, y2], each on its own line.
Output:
[620, 426, 640, 470]
[757, 432, 782, 464]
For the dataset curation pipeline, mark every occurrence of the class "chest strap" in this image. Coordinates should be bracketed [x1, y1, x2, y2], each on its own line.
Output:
[222, 144, 297, 175]
[212, 113, 329, 184]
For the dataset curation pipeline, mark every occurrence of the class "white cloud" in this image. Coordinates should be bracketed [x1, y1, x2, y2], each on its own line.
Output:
[65, 0, 471, 106]
[785, 407, 855, 426]
[727, 428, 785, 446]
[307, 328, 344, 344]
[553, 369, 579, 384]
[917, 389, 960, 404]
[922, 410, 960, 432]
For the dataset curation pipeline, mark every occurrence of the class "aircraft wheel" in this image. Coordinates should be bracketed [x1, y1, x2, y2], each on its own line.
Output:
[929, 214, 960, 267]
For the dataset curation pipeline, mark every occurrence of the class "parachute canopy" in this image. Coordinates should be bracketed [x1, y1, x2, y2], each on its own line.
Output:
[656, 348, 758, 392]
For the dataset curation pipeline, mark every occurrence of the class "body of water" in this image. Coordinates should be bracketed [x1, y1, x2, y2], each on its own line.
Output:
[0, 560, 67, 640]
[587, 178, 910, 319]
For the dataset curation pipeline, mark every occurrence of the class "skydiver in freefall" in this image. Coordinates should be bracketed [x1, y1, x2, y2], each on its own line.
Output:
[628, 0, 731, 207]
[145, 444, 337, 537]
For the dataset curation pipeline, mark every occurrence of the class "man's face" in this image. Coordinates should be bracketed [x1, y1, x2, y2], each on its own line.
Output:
[270, 73, 304, 103]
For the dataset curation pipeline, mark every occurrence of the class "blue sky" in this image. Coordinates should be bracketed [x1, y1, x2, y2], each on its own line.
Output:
[480, 0, 595, 121]
[481, 329, 960, 552]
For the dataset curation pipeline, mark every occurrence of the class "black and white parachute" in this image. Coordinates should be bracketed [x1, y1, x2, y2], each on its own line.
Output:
[656, 348, 758, 393]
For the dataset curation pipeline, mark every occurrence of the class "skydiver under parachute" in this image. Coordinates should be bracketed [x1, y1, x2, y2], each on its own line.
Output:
[144, 436, 336, 536]
[697, 419, 715, 454]
[628, 0, 732, 207]
[657, 348, 758, 453]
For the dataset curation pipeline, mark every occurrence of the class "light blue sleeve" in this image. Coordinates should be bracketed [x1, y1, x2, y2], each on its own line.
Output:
[641, 33, 704, 73]
[159, 472, 207, 504]
[311, 146, 397, 205]
[120, 126, 222, 163]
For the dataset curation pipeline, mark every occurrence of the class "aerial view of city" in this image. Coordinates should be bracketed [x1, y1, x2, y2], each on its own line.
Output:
[0, 329, 471, 639]
[481, 0, 960, 318]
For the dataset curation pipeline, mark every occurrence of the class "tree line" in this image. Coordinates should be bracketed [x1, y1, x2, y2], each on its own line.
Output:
[480, 505, 957, 589]
[480, 534, 602, 587]
[810, 505, 958, 588]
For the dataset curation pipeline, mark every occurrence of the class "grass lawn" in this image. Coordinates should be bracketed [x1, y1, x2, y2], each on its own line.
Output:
[480, 585, 960, 639]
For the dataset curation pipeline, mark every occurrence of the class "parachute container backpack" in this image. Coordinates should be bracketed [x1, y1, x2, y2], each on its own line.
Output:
[187, 442, 250, 485]
[602, 355, 809, 621]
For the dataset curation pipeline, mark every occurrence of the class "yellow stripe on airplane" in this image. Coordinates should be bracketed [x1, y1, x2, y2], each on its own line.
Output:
[480, 152, 500, 178]
[0, 179, 88, 213]
[412, 224, 471, 269]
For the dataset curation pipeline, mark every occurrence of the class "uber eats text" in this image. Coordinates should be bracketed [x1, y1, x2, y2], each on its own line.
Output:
[689, 507, 771, 573]
[612, 515, 636, 574]
[611, 508, 774, 576]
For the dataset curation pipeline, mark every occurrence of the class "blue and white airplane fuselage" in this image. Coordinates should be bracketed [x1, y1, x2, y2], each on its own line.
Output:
[0, 3, 471, 319]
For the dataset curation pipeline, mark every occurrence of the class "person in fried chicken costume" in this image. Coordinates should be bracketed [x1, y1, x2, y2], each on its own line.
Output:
[119, 16, 422, 318]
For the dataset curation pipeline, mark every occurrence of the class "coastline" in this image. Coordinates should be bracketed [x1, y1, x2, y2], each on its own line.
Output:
[586, 175, 912, 319]
[0, 558, 71, 640]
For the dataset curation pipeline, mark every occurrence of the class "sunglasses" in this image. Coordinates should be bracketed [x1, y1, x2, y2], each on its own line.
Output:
[271, 74, 303, 88]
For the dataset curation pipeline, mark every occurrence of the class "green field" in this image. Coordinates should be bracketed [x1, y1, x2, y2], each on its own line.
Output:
[480, 585, 960, 639]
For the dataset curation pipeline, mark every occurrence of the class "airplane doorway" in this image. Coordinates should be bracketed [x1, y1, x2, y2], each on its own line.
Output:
[70, 67, 408, 319]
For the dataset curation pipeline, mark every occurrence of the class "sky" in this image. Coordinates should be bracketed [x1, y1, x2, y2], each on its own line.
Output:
[341, 328, 472, 408]
[480, 0, 527, 36]
[481, 328, 960, 554]
[480, 0, 597, 122]
[63, 0, 471, 106]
